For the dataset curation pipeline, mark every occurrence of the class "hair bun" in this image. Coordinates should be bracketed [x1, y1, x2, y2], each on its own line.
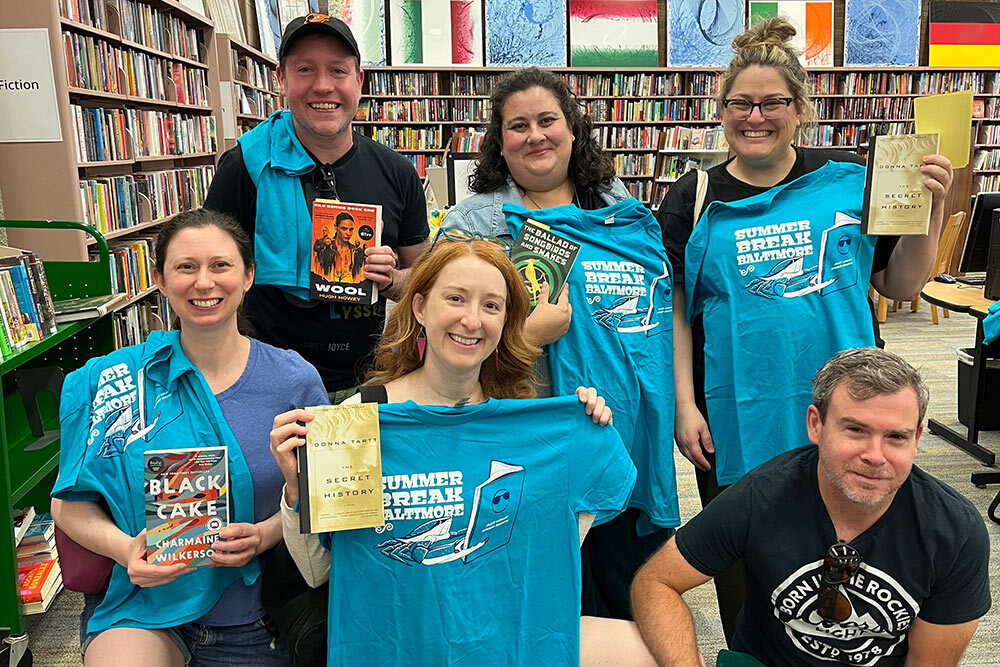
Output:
[733, 16, 798, 52]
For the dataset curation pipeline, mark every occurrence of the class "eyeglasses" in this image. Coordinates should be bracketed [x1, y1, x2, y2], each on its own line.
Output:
[722, 97, 795, 120]
[430, 227, 512, 254]
[312, 164, 340, 199]
[816, 541, 861, 622]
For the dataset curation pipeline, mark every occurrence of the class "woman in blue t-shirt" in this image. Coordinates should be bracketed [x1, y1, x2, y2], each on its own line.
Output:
[270, 233, 657, 666]
[52, 209, 328, 666]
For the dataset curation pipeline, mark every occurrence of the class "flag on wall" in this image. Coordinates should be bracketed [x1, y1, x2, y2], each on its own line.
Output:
[748, 1, 833, 67]
[389, 0, 483, 65]
[569, 0, 658, 67]
[929, 1, 1000, 67]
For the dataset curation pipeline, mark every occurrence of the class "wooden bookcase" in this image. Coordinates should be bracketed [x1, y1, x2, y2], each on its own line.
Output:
[215, 33, 281, 152]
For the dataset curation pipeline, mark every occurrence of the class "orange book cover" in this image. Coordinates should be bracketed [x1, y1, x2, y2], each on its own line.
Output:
[18, 559, 57, 604]
[310, 199, 383, 305]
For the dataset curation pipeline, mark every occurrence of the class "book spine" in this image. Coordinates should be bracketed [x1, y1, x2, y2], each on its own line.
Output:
[26, 254, 59, 334]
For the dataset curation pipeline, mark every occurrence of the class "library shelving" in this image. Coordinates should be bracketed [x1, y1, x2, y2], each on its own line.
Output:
[0, 221, 116, 656]
[356, 67, 998, 212]
[215, 33, 281, 151]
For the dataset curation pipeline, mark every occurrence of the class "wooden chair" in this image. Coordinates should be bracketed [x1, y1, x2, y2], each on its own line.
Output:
[928, 210, 967, 324]
[872, 211, 966, 323]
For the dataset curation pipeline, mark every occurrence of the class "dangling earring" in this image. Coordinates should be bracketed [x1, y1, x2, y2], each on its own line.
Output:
[416, 325, 426, 360]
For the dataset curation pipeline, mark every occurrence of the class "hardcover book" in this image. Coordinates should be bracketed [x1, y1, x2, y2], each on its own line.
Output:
[510, 219, 582, 311]
[52, 293, 128, 323]
[862, 133, 941, 236]
[461, 460, 525, 563]
[310, 199, 383, 305]
[144, 447, 229, 567]
[18, 558, 61, 608]
[297, 403, 384, 534]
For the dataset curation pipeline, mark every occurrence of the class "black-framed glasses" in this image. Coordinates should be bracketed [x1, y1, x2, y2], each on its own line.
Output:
[312, 164, 340, 199]
[816, 541, 861, 622]
[430, 227, 512, 254]
[722, 97, 795, 120]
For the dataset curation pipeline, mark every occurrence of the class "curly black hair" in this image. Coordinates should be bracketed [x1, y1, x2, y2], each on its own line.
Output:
[468, 67, 615, 194]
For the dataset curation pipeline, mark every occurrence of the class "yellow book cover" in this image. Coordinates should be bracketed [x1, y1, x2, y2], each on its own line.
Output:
[862, 133, 940, 236]
[298, 403, 384, 533]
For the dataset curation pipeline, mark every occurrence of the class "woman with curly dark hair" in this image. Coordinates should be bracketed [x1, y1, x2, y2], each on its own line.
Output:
[443, 66, 631, 348]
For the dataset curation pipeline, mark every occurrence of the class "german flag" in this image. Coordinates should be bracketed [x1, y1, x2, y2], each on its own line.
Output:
[929, 1, 1000, 67]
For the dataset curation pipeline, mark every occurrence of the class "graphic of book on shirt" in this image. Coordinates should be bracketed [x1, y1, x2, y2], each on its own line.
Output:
[461, 460, 525, 563]
[817, 212, 861, 297]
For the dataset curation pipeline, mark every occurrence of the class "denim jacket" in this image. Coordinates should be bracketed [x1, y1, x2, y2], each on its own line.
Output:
[443, 176, 631, 241]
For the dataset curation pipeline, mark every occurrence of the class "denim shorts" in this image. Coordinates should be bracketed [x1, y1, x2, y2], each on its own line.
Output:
[80, 592, 290, 667]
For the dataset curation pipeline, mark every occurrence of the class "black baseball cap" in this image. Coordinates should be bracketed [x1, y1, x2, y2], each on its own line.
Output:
[278, 13, 361, 62]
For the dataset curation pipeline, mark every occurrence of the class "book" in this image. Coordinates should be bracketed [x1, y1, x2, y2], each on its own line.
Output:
[461, 460, 525, 563]
[13, 507, 35, 546]
[297, 403, 384, 534]
[862, 133, 941, 236]
[0, 265, 42, 342]
[309, 200, 383, 305]
[20, 512, 54, 545]
[18, 558, 60, 605]
[52, 293, 128, 323]
[144, 447, 229, 567]
[510, 220, 582, 311]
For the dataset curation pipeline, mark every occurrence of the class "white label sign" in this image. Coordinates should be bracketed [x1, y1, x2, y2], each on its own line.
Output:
[0, 28, 62, 143]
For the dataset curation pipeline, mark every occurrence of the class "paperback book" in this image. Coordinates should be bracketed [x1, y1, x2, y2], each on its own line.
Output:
[862, 133, 941, 236]
[297, 403, 384, 533]
[310, 199, 383, 305]
[144, 447, 229, 567]
[510, 220, 581, 310]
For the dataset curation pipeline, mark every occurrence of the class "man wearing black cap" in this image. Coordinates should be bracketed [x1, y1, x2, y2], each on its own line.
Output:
[205, 13, 428, 398]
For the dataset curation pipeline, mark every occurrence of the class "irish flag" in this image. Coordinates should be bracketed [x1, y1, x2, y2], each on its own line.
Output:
[569, 0, 657, 67]
[929, 1, 1000, 67]
[749, 1, 833, 67]
[389, 0, 483, 65]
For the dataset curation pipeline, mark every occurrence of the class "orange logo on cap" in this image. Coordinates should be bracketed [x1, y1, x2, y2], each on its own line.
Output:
[305, 13, 329, 23]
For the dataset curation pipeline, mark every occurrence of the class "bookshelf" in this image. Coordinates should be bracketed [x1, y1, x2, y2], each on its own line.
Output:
[215, 33, 281, 152]
[354, 67, 997, 214]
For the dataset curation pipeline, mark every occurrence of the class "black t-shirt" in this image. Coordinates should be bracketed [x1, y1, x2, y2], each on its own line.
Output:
[656, 147, 898, 412]
[204, 132, 428, 390]
[675, 446, 991, 666]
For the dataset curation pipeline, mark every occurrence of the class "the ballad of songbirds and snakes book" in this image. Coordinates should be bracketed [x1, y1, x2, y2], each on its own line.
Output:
[511, 219, 581, 311]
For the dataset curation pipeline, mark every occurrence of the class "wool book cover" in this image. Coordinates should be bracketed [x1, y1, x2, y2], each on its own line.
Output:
[144, 447, 229, 567]
[298, 403, 384, 533]
[310, 199, 383, 305]
[510, 219, 581, 311]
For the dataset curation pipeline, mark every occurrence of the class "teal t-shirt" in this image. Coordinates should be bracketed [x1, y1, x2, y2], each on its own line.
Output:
[505, 198, 679, 528]
[321, 396, 635, 665]
[685, 161, 877, 484]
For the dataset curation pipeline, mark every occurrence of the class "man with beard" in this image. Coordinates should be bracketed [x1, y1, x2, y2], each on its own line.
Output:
[632, 347, 990, 666]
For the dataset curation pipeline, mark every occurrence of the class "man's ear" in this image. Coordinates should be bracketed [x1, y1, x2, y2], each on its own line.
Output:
[806, 404, 823, 446]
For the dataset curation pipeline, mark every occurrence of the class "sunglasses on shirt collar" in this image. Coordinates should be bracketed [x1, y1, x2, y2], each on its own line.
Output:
[312, 164, 340, 199]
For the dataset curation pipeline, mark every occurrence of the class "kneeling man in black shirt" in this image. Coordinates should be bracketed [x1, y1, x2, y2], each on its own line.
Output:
[632, 347, 990, 666]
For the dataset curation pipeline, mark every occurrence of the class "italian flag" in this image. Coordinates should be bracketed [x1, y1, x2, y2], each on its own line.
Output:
[569, 0, 658, 67]
[749, 1, 833, 67]
[929, 1, 1000, 67]
[390, 0, 483, 65]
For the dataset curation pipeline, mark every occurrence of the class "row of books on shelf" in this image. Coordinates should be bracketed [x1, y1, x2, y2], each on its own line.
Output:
[977, 175, 1000, 193]
[59, 0, 109, 30]
[918, 72, 998, 96]
[614, 154, 655, 177]
[13, 509, 63, 615]
[358, 99, 451, 122]
[982, 126, 1000, 144]
[452, 73, 504, 97]
[0, 247, 59, 358]
[586, 98, 719, 123]
[363, 126, 443, 151]
[403, 154, 442, 178]
[450, 129, 485, 153]
[114, 294, 171, 348]
[658, 126, 728, 152]
[64, 27, 209, 104]
[625, 180, 652, 203]
[597, 125, 661, 151]
[454, 99, 491, 123]
[799, 122, 913, 148]
[974, 149, 1000, 171]
[650, 182, 671, 211]
[815, 97, 914, 121]
[233, 51, 279, 92]
[115, 0, 203, 63]
[70, 104, 218, 163]
[367, 71, 439, 96]
[655, 155, 719, 182]
[92, 236, 156, 299]
[238, 86, 278, 118]
[80, 165, 214, 236]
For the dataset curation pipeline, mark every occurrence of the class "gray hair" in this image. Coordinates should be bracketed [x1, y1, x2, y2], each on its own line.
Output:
[812, 348, 929, 425]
